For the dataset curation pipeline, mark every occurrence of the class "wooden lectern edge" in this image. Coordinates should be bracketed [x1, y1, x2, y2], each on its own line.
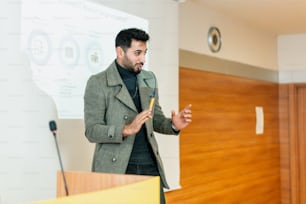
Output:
[56, 170, 154, 197]
[33, 175, 160, 204]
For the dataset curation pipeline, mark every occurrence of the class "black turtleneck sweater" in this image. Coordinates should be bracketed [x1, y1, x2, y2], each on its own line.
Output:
[116, 61, 156, 166]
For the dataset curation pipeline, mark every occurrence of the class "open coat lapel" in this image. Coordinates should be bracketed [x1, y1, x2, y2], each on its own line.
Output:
[105, 61, 156, 113]
[105, 62, 137, 113]
[138, 72, 156, 111]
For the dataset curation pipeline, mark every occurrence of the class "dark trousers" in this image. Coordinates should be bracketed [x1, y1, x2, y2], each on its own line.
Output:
[126, 164, 166, 204]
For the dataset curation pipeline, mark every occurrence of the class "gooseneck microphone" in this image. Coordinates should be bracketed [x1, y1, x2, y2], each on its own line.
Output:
[49, 120, 69, 196]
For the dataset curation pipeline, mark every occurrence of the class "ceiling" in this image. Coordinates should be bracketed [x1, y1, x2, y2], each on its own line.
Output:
[190, 0, 306, 35]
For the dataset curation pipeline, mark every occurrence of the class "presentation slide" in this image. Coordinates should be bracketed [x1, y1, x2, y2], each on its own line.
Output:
[20, 0, 149, 119]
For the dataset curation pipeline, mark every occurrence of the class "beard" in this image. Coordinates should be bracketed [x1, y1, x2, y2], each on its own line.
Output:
[125, 64, 142, 74]
[122, 56, 143, 74]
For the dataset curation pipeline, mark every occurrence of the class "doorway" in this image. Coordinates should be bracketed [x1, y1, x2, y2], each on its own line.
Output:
[289, 84, 306, 204]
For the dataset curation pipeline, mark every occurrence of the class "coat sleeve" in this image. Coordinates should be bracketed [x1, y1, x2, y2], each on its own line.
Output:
[149, 77, 179, 135]
[84, 75, 124, 144]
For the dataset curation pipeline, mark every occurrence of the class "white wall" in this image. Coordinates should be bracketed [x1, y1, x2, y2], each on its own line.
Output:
[278, 34, 306, 83]
[179, 1, 306, 83]
[0, 0, 179, 203]
[179, 1, 278, 70]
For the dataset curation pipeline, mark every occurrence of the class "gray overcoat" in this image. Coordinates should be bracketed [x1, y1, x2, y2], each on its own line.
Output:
[84, 61, 178, 188]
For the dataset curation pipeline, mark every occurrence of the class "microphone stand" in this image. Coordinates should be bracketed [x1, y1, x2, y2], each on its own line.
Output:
[52, 131, 69, 196]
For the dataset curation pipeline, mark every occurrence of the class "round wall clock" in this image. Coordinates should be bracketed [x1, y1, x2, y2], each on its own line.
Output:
[207, 26, 222, 53]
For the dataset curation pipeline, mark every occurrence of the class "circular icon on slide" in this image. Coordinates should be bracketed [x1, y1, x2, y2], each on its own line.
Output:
[86, 43, 103, 73]
[27, 30, 52, 65]
[59, 37, 80, 68]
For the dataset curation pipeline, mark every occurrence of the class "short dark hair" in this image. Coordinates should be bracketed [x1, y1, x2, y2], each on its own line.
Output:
[115, 28, 150, 51]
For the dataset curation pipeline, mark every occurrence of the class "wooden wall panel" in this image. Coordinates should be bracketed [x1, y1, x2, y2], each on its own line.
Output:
[279, 83, 306, 204]
[166, 68, 281, 204]
[279, 84, 290, 204]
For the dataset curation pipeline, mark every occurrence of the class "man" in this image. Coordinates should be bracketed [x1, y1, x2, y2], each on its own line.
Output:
[84, 28, 192, 204]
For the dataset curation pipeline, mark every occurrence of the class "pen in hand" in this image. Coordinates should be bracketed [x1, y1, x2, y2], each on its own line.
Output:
[149, 92, 155, 111]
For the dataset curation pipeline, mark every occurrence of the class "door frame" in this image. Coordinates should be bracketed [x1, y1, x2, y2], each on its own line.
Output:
[289, 83, 306, 204]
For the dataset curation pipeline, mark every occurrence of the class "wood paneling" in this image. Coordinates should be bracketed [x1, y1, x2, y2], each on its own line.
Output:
[279, 84, 291, 204]
[166, 68, 280, 204]
[280, 84, 306, 204]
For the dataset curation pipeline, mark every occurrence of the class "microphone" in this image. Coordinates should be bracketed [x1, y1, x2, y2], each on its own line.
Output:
[49, 120, 57, 135]
[49, 120, 69, 196]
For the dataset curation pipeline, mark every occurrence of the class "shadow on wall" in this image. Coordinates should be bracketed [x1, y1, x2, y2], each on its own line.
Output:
[0, 29, 93, 204]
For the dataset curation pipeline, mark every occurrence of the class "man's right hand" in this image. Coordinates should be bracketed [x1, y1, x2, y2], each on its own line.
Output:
[122, 110, 152, 137]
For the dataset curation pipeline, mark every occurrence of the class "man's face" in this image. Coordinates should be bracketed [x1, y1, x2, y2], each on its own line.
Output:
[117, 39, 147, 73]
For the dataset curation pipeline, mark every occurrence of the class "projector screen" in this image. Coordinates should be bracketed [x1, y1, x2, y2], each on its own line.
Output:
[20, 0, 149, 119]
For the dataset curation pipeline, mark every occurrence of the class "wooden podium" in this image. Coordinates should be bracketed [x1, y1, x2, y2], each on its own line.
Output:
[56, 171, 153, 196]
[33, 171, 160, 204]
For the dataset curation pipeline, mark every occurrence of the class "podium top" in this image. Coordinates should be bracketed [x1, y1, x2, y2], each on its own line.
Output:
[32, 172, 160, 204]
[56, 170, 153, 196]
